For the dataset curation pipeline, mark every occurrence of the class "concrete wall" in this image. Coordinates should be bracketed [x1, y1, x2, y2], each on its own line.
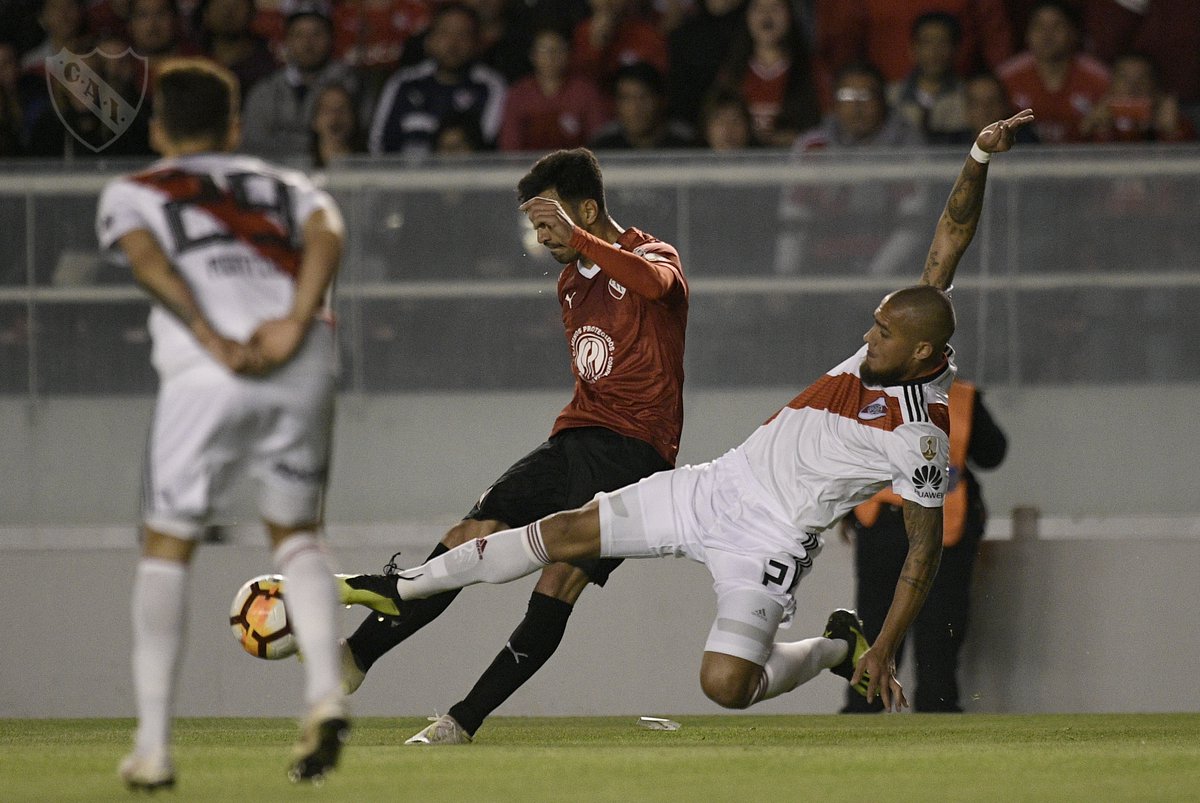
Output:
[4, 383, 1200, 528]
[3, 385, 1199, 718]
[2, 535, 1197, 719]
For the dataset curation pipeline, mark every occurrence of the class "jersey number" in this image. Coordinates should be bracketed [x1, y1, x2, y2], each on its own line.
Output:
[762, 559, 794, 591]
[162, 172, 295, 256]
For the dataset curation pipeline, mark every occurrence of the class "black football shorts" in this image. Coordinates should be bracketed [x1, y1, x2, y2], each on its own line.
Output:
[465, 426, 672, 586]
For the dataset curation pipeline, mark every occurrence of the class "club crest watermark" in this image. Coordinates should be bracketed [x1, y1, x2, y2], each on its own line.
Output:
[45, 47, 148, 153]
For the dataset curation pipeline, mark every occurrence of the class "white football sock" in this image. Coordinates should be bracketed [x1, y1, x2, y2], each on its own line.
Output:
[395, 523, 551, 600]
[754, 637, 848, 704]
[131, 557, 188, 755]
[274, 533, 342, 707]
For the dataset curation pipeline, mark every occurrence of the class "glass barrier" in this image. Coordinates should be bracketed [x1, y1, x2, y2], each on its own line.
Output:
[2, 146, 1198, 395]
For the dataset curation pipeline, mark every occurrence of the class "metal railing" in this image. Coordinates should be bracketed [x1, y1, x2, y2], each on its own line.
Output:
[2, 145, 1198, 398]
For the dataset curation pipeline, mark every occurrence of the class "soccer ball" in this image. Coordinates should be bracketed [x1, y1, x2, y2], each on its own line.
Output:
[229, 574, 298, 660]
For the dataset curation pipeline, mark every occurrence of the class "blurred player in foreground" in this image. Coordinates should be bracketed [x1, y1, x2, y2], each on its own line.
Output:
[97, 58, 348, 787]
[341, 147, 689, 745]
[341, 110, 1034, 713]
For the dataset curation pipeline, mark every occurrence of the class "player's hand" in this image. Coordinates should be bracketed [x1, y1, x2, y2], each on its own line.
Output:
[191, 321, 255, 374]
[853, 646, 908, 712]
[976, 108, 1035, 155]
[245, 317, 309, 374]
[519, 196, 577, 248]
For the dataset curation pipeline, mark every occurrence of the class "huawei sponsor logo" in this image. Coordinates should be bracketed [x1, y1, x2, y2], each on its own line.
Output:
[911, 464, 945, 500]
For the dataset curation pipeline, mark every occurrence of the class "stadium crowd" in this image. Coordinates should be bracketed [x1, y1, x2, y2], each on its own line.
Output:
[1, 0, 1197, 161]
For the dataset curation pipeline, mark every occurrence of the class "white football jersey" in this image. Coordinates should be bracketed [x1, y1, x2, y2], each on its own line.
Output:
[97, 152, 339, 377]
[736, 344, 954, 533]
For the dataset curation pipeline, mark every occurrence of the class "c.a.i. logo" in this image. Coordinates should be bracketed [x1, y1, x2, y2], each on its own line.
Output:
[45, 46, 147, 152]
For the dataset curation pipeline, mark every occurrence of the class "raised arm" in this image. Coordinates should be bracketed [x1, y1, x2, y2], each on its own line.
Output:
[521, 195, 683, 301]
[920, 109, 1035, 291]
[851, 499, 943, 711]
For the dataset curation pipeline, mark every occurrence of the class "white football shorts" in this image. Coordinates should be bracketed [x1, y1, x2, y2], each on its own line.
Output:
[142, 323, 336, 539]
[596, 448, 823, 664]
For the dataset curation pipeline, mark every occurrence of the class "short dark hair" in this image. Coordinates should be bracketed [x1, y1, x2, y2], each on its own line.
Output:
[431, 1, 480, 34]
[911, 11, 962, 45]
[835, 61, 886, 96]
[613, 61, 665, 96]
[154, 58, 238, 144]
[701, 86, 751, 125]
[1029, 0, 1082, 32]
[889, 285, 956, 349]
[435, 109, 485, 152]
[517, 148, 606, 214]
[285, 0, 332, 33]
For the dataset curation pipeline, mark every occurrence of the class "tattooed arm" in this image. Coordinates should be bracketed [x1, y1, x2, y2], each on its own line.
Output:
[921, 109, 1035, 291]
[851, 500, 944, 712]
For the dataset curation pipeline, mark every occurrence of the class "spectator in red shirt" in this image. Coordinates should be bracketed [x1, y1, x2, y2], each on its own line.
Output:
[498, 26, 610, 152]
[571, 0, 668, 90]
[1079, 52, 1195, 144]
[997, 0, 1109, 144]
[715, 0, 820, 148]
[1078, 0, 1200, 137]
[814, 0, 1013, 87]
[330, 0, 430, 83]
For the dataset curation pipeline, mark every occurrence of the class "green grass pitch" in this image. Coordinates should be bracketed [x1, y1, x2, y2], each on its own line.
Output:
[2, 714, 1198, 801]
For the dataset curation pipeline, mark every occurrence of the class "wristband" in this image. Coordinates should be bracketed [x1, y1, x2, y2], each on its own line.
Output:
[969, 143, 991, 164]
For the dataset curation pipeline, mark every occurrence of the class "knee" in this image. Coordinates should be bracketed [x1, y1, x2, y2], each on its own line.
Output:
[532, 563, 589, 604]
[539, 504, 601, 562]
[700, 667, 757, 710]
[442, 518, 504, 548]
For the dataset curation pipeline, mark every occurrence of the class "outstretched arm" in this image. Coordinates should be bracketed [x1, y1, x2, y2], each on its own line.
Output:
[851, 499, 943, 711]
[921, 109, 1034, 291]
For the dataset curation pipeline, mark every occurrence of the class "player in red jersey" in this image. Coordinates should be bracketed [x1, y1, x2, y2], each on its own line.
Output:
[340, 110, 1035, 715]
[341, 147, 688, 745]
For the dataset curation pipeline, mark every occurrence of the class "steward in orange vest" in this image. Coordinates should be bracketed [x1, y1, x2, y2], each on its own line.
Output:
[844, 378, 1007, 713]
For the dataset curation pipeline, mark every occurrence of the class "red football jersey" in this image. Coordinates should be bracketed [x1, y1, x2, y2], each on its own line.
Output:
[551, 227, 688, 465]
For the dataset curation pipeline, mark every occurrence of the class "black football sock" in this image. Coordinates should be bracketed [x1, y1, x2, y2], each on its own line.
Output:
[448, 591, 573, 736]
[345, 542, 461, 671]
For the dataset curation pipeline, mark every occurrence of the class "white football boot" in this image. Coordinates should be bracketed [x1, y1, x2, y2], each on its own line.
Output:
[118, 748, 175, 791]
[404, 714, 472, 745]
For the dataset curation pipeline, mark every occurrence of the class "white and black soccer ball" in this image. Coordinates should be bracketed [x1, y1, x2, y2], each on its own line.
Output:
[229, 574, 298, 660]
